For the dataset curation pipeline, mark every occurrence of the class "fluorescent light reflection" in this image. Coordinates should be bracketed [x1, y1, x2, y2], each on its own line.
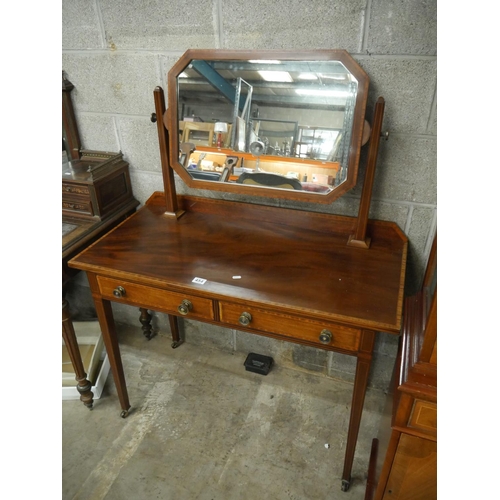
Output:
[249, 60, 281, 64]
[297, 73, 318, 80]
[319, 73, 350, 81]
[258, 71, 293, 82]
[295, 89, 350, 98]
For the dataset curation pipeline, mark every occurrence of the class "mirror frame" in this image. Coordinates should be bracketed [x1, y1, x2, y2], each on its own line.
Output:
[166, 49, 369, 204]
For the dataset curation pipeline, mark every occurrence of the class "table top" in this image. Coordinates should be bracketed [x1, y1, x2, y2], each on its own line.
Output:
[69, 192, 407, 333]
[63, 198, 140, 261]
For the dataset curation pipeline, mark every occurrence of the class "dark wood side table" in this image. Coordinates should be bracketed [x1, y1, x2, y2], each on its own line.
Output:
[69, 192, 407, 490]
[62, 71, 140, 409]
[63, 197, 139, 409]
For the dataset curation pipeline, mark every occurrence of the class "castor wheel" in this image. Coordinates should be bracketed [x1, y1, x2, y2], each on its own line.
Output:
[341, 479, 350, 492]
[120, 410, 129, 418]
[171, 340, 183, 349]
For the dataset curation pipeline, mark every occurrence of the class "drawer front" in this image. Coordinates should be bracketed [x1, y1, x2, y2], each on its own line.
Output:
[62, 182, 90, 196]
[62, 196, 93, 215]
[219, 301, 360, 351]
[408, 399, 437, 437]
[98, 277, 215, 321]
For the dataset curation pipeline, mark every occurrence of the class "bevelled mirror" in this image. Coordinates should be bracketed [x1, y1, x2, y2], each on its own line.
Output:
[166, 50, 369, 203]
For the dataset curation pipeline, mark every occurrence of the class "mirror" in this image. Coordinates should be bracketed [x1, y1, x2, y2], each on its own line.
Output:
[167, 50, 369, 203]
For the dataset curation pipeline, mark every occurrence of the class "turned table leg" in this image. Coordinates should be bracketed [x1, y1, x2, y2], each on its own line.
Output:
[139, 309, 182, 348]
[341, 329, 376, 492]
[169, 314, 183, 348]
[139, 308, 153, 340]
[62, 299, 94, 409]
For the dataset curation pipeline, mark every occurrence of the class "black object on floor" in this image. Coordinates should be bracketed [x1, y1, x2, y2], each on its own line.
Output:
[244, 353, 274, 375]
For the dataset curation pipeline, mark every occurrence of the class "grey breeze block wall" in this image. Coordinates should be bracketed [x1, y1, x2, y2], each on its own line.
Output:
[62, 0, 437, 391]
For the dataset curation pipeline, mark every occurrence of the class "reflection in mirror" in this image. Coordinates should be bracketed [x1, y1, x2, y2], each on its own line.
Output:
[170, 51, 369, 201]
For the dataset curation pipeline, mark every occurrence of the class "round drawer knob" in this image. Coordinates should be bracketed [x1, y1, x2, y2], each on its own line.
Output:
[319, 329, 332, 344]
[178, 299, 193, 315]
[239, 312, 252, 326]
[113, 286, 126, 298]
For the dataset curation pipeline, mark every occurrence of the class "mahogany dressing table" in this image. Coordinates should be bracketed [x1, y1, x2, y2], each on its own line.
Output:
[69, 50, 407, 492]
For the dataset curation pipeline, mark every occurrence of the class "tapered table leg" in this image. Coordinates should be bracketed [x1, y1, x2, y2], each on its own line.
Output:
[341, 329, 376, 492]
[62, 299, 94, 409]
[93, 294, 131, 418]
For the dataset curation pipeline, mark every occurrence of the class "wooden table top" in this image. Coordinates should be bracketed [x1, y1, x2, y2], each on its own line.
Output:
[62, 199, 140, 261]
[69, 192, 407, 333]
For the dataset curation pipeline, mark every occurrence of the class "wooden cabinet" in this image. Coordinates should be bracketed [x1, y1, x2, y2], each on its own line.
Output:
[366, 236, 437, 500]
[381, 434, 436, 500]
[62, 72, 136, 223]
[62, 151, 135, 221]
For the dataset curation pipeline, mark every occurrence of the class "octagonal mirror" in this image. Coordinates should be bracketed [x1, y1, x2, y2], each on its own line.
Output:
[166, 50, 369, 203]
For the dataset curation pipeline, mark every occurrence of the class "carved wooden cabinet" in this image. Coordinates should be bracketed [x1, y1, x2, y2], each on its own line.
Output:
[366, 236, 437, 500]
[62, 151, 134, 221]
[62, 72, 136, 223]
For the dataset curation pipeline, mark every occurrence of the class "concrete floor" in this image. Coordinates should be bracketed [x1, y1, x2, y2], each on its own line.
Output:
[62, 323, 387, 500]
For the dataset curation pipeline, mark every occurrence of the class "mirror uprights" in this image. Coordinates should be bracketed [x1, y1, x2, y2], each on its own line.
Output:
[348, 97, 386, 249]
[155, 49, 386, 246]
[62, 72, 82, 161]
[153, 86, 185, 218]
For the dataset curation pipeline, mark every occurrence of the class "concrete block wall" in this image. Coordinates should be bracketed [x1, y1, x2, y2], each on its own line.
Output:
[63, 0, 437, 390]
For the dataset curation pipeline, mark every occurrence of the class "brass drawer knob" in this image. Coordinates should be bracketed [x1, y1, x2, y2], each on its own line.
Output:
[178, 299, 193, 315]
[319, 329, 332, 344]
[113, 286, 126, 298]
[239, 312, 252, 326]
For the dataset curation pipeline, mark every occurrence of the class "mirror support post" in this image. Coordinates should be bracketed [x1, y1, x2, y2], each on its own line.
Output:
[153, 86, 185, 218]
[62, 73, 82, 161]
[347, 97, 386, 249]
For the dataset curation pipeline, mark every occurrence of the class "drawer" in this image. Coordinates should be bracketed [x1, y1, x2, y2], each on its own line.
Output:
[408, 399, 437, 437]
[62, 182, 90, 196]
[62, 196, 93, 216]
[219, 301, 360, 351]
[97, 276, 215, 321]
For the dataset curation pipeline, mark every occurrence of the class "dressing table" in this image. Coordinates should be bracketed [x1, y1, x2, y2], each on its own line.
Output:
[69, 50, 407, 492]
